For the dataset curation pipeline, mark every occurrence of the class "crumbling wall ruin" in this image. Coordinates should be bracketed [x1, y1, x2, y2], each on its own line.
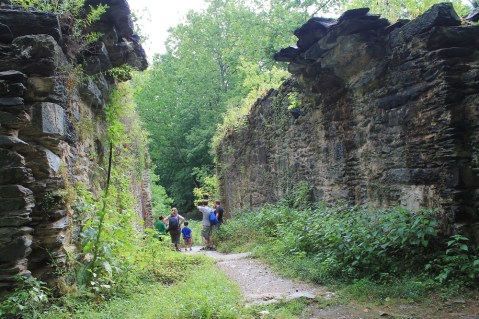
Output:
[0, 0, 151, 290]
[217, 3, 479, 238]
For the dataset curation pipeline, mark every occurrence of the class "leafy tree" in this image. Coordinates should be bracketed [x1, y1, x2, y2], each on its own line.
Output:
[341, 0, 471, 21]
[133, 0, 338, 212]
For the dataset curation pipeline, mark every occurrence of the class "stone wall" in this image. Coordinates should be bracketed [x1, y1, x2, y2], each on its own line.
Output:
[217, 3, 479, 237]
[0, 0, 150, 290]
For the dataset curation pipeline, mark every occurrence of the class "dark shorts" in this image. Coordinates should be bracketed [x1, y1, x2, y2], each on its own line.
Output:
[202, 225, 212, 240]
[169, 229, 181, 244]
[184, 237, 192, 245]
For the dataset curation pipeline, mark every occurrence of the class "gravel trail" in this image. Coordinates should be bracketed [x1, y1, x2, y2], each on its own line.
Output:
[187, 246, 479, 319]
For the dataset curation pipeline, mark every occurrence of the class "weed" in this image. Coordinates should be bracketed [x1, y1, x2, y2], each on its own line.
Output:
[0, 276, 49, 319]
[216, 203, 479, 295]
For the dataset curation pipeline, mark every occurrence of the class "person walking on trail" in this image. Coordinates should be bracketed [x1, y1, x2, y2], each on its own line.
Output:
[166, 207, 184, 251]
[154, 216, 167, 241]
[181, 221, 193, 251]
[197, 200, 214, 249]
[214, 200, 224, 226]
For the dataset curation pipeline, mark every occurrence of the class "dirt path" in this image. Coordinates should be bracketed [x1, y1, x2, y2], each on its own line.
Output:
[188, 247, 479, 319]
[188, 247, 378, 318]
[194, 249, 331, 306]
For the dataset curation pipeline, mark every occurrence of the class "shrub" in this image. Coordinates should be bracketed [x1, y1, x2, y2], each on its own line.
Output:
[0, 276, 49, 319]
[217, 203, 479, 287]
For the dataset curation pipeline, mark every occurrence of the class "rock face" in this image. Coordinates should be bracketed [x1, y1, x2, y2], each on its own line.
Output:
[217, 3, 479, 237]
[0, 1, 150, 290]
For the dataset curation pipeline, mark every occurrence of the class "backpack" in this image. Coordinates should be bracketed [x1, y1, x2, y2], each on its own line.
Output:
[209, 210, 219, 226]
[168, 215, 180, 230]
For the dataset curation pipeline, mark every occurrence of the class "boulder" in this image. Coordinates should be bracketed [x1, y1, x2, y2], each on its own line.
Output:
[304, 41, 329, 60]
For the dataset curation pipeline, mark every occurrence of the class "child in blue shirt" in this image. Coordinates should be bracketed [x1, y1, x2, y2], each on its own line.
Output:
[181, 221, 192, 251]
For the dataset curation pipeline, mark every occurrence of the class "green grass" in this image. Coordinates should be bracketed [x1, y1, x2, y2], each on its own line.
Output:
[43, 260, 242, 319]
[241, 298, 310, 319]
[338, 278, 436, 303]
[39, 257, 309, 319]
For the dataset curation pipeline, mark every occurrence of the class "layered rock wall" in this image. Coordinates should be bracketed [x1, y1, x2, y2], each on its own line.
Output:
[217, 3, 479, 236]
[0, 0, 150, 290]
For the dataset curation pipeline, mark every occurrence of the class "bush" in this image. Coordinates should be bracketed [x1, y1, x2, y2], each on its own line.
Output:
[0, 276, 49, 319]
[217, 203, 479, 287]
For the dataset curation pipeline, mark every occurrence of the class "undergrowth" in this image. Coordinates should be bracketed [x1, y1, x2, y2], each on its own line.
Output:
[215, 203, 479, 301]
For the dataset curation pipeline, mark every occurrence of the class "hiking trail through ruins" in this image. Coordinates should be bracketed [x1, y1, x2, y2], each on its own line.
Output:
[189, 247, 479, 319]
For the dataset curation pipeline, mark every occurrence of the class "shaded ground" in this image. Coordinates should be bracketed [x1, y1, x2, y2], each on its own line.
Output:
[188, 247, 479, 319]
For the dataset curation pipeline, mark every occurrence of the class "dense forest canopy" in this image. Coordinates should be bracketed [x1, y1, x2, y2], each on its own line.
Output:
[133, 0, 473, 213]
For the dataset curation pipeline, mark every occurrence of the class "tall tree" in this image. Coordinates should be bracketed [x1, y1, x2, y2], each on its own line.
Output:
[133, 0, 338, 211]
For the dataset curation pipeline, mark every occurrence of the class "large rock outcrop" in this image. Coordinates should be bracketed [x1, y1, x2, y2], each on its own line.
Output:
[0, 1, 150, 290]
[217, 3, 479, 238]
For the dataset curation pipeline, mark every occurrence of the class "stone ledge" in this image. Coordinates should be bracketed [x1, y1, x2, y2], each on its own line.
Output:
[0, 9, 61, 42]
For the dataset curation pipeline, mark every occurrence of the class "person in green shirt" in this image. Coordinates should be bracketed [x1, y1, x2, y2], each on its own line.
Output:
[155, 216, 167, 240]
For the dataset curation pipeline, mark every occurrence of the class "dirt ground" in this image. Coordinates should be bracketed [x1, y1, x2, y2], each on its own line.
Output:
[188, 247, 479, 319]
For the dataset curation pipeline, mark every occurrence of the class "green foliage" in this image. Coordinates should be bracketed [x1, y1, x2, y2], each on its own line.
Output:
[11, 0, 108, 49]
[241, 298, 310, 319]
[214, 214, 258, 253]
[192, 171, 219, 204]
[212, 59, 290, 153]
[217, 203, 479, 290]
[11, 0, 84, 14]
[0, 276, 49, 319]
[37, 257, 310, 318]
[281, 180, 314, 209]
[340, 277, 435, 302]
[150, 168, 173, 219]
[105, 65, 134, 82]
[427, 234, 479, 284]
[341, 0, 471, 21]
[72, 83, 153, 298]
[36, 260, 241, 318]
[132, 0, 334, 211]
[287, 91, 301, 110]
